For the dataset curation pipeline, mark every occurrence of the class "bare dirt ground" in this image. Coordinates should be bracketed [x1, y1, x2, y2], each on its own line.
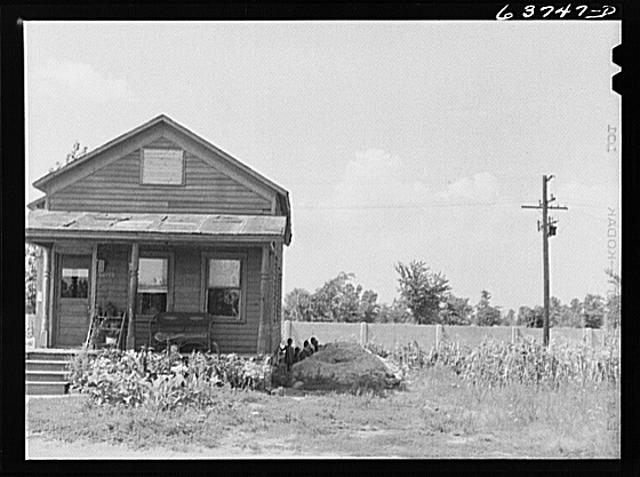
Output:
[26, 435, 343, 459]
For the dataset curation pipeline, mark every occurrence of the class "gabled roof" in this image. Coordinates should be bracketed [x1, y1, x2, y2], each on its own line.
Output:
[32, 114, 292, 244]
[27, 196, 46, 210]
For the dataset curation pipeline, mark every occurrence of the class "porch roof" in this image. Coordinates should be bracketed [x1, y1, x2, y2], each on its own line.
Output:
[26, 210, 287, 243]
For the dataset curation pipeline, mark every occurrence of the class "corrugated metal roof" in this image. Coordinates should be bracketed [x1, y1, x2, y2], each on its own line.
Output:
[26, 210, 286, 239]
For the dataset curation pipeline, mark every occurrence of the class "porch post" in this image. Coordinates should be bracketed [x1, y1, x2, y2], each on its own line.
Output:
[126, 242, 139, 350]
[257, 244, 270, 355]
[89, 244, 98, 319]
[39, 245, 52, 348]
[267, 246, 274, 353]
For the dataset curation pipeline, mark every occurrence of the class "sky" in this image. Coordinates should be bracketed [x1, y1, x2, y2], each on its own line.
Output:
[24, 21, 620, 312]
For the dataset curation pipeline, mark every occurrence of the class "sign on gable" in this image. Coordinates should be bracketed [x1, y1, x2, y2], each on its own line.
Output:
[141, 148, 184, 185]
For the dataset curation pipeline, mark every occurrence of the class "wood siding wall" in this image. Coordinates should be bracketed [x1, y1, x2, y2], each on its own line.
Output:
[96, 244, 263, 354]
[96, 244, 130, 314]
[48, 137, 272, 215]
[210, 247, 261, 354]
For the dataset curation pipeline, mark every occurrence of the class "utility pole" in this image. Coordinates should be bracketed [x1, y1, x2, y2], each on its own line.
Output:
[522, 175, 568, 346]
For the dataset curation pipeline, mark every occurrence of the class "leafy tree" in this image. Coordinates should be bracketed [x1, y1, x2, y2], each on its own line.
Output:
[283, 288, 314, 322]
[549, 296, 566, 328]
[395, 261, 450, 324]
[517, 305, 544, 328]
[439, 294, 473, 325]
[375, 299, 413, 323]
[567, 298, 584, 328]
[359, 289, 380, 323]
[605, 268, 621, 329]
[516, 306, 530, 326]
[548, 297, 583, 328]
[582, 294, 605, 328]
[502, 308, 516, 326]
[532, 306, 545, 328]
[475, 290, 501, 326]
[312, 272, 362, 322]
[285, 272, 381, 322]
[516, 298, 587, 329]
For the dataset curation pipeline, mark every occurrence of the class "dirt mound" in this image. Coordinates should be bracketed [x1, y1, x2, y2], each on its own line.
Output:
[290, 342, 402, 393]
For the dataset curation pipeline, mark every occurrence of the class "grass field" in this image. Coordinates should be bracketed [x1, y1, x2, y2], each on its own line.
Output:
[26, 366, 620, 458]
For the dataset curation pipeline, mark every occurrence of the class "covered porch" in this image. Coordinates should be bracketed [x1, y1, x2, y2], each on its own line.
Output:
[26, 210, 285, 355]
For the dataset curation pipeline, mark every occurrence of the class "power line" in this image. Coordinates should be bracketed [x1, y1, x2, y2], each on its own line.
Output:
[296, 201, 522, 210]
[293, 199, 612, 211]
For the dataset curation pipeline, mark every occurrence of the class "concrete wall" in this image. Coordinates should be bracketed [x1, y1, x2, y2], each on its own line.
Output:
[366, 323, 437, 350]
[287, 322, 361, 347]
[283, 321, 613, 351]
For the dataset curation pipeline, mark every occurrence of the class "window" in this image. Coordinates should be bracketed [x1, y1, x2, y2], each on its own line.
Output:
[206, 258, 242, 319]
[141, 148, 184, 185]
[60, 268, 89, 298]
[136, 257, 168, 315]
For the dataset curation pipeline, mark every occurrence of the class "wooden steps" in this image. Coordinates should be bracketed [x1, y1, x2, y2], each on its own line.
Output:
[25, 349, 75, 396]
[26, 381, 71, 395]
[26, 360, 71, 372]
[26, 370, 70, 382]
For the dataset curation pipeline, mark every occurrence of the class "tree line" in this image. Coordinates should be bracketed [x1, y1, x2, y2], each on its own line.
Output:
[283, 260, 621, 329]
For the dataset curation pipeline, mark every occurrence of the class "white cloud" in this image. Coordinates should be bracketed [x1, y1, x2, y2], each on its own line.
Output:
[326, 149, 430, 210]
[435, 172, 500, 204]
[322, 149, 502, 220]
[32, 59, 133, 103]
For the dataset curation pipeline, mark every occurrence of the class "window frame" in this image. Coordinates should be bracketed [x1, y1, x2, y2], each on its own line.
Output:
[60, 267, 90, 299]
[135, 251, 174, 317]
[200, 252, 247, 323]
[139, 148, 186, 187]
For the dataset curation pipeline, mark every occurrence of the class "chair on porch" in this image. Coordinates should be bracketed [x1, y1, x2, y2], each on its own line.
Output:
[147, 312, 218, 354]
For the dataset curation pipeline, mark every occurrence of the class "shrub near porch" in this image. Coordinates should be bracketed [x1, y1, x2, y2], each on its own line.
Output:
[69, 349, 274, 409]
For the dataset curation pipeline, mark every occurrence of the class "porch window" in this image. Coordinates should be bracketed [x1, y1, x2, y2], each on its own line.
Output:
[206, 259, 241, 319]
[136, 257, 168, 315]
[60, 268, 89, 298]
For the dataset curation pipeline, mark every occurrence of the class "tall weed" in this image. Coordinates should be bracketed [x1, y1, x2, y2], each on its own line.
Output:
[366, 331, 620, 390]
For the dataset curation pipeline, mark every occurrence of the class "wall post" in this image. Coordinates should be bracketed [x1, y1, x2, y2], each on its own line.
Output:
[582, 327, 596, 349]
[89, 244, 98, 322]
[360, 322, 368, 346]
[511, 326, 519, 344]
[257, 245, 270, 355]
[39, 245, 51, 348]
[125, 242, 139, 350]
[435, 324, 443, 349]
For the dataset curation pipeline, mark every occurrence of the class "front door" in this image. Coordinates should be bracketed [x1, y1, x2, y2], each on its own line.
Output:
[55, 254, 91, 348]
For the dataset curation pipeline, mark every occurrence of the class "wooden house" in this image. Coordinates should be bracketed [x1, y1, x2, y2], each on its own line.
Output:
[25, 115, 291, 354]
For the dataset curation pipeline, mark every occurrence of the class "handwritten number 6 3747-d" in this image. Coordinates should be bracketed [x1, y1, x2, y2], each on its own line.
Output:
[496, 4, 617, 20]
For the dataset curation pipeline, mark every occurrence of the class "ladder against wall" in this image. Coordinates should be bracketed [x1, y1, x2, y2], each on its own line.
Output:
[86, 312, 127, 350]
